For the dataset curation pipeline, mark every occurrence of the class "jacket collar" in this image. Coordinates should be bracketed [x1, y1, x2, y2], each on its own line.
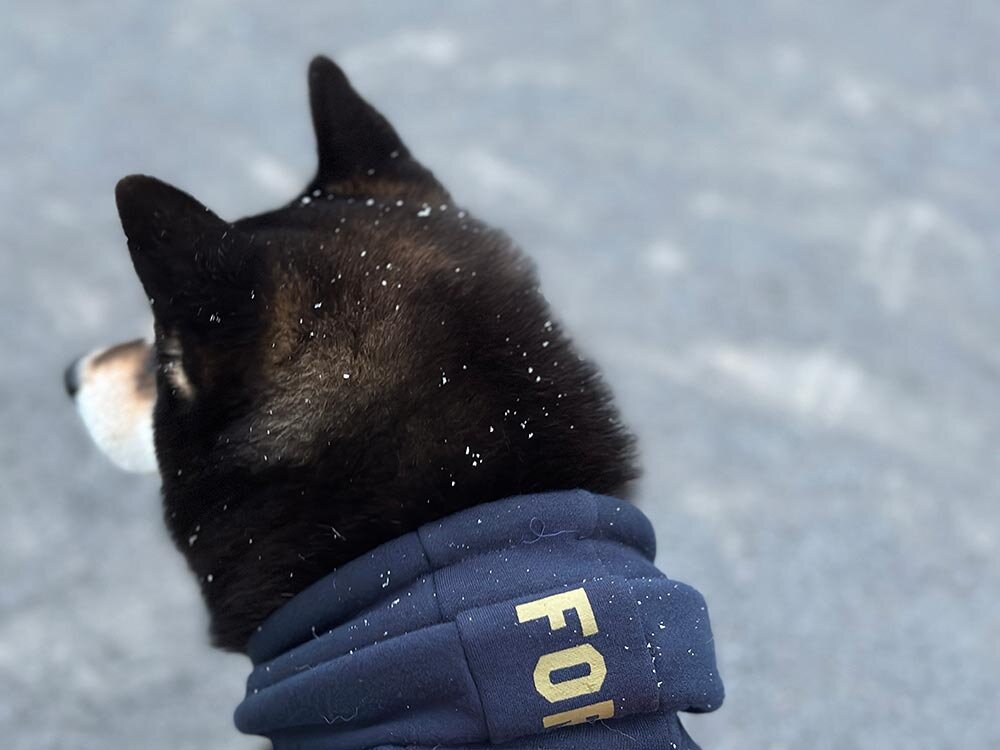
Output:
[235, 490, 723, 749]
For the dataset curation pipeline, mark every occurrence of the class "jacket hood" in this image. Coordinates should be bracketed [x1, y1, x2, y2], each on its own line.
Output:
[234, 490, 723, 749]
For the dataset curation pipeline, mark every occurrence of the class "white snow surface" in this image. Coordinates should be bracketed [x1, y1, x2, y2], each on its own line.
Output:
[2, 2, 999, 748]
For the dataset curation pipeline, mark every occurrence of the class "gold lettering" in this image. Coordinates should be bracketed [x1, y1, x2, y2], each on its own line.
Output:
[533, 644, 607, 703]
[515, 588, 598, 636]
[542, 699, 615, 728]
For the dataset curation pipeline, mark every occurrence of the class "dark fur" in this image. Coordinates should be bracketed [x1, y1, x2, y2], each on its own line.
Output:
[116, 56, 638, 652]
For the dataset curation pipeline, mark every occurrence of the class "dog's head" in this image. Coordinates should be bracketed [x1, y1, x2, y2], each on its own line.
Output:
[66, 57, 637, 650]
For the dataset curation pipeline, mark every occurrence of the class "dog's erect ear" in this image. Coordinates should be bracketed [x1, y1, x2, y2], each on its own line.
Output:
[115, 175, 251, 328]
[307, 55, 447, 200]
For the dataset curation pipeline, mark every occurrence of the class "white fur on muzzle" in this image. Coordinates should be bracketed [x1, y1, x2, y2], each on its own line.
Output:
[65, 338, 158, 474]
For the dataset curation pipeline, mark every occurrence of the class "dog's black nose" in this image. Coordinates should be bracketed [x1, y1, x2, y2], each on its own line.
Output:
[64, 358, 82, 398]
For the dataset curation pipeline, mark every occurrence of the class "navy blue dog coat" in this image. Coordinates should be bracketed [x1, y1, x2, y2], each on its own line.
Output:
[235, 490, 723, 749]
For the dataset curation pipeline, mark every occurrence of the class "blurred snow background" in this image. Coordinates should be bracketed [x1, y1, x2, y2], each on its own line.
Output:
[2, 1, 999, 748]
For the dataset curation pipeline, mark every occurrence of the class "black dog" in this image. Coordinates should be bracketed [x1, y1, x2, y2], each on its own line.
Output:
[67, 57, 722, 750]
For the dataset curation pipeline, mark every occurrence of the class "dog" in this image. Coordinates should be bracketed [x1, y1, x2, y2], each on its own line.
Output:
[66, 56, 722, 749]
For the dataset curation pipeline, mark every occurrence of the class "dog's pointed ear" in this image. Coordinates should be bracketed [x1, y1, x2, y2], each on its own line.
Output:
[307, 55, 447, 200]
[115, 175, 250, 326]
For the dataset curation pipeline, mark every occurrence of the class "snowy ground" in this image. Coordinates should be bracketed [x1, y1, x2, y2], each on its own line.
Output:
[3, 2, 999, 748]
